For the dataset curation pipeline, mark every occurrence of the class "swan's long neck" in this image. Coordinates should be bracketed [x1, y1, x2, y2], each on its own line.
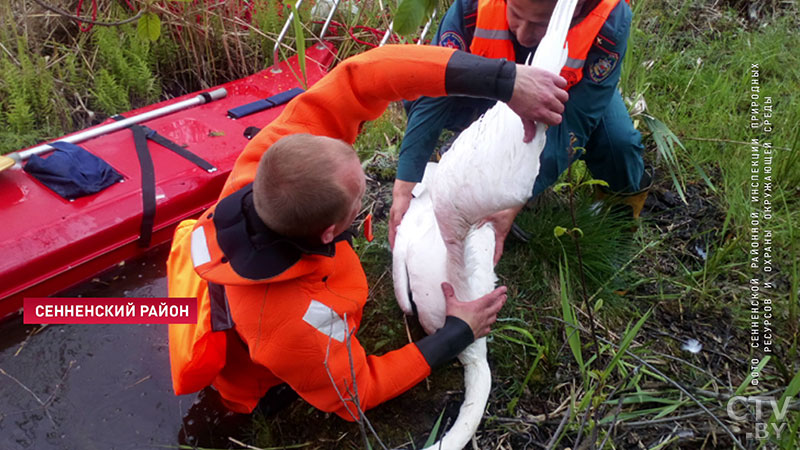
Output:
[422, 338, 489, 450]
[448, 224, 496, 301]
[423, 225, 496, 450]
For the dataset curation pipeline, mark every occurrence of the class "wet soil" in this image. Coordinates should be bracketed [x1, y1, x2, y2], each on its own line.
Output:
[642, 169, 727, 274]
[0, 245, 196, 450]
[636, 171, 750, 359]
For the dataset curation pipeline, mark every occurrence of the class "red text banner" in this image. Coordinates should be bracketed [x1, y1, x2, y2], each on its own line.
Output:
[23, 298, 198, 324]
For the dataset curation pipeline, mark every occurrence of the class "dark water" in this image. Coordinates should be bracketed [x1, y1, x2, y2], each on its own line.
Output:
[0, 246, 198, 450]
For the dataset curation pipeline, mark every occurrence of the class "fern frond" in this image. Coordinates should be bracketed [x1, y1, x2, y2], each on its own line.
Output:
[92, 68, 130, 114]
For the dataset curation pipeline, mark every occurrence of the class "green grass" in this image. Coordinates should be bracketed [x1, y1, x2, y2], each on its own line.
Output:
[623, 1, 800, 233]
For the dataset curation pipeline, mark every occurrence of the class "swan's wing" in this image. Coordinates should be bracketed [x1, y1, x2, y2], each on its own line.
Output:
[392, 162, 444, 318]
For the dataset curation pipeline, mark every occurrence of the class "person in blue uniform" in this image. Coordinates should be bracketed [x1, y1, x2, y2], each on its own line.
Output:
[389, 0, 648, 261]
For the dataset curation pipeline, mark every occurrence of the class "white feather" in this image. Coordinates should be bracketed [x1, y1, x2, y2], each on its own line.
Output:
[393, 163, 449, 333]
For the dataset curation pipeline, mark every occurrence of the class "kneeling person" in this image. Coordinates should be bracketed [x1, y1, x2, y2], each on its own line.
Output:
[166, 44, 526, 420]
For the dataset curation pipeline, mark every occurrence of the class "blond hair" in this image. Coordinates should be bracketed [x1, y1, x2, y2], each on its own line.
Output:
[253, 134, 358, 237]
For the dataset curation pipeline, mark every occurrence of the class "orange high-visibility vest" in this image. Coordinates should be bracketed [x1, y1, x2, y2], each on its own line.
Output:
[470, 0, 625, 89]
[167, 219, 230, 397]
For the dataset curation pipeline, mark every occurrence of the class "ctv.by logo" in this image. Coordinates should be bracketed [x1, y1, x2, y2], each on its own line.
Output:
[727, 396, 794, 440]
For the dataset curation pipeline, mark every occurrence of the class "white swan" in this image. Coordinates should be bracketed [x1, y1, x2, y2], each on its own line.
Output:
[392, 0, 577, 448]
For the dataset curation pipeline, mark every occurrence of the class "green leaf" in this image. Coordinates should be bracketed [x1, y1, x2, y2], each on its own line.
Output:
[580, 179, 610, 188]
[394, 0, 428, 36]
[763, 369, 800, 433]
[494, 325, 539, 347]
[641, 113, 714, 202]
[687, 153, 717, 192]
[734, 356, 770, 395]
[287, 2, 307, 87]
[507, 349, 544, 415]
[137, 12, 161, 42]
[554, 226, 568, 238]
[553, 182, 571, 192]
[577, 387, 595, 411]
[423, 408, 446, 447]
[559, 257, 584, 375]
[653, 401, 684, 419]
[601, 309, 651, 383]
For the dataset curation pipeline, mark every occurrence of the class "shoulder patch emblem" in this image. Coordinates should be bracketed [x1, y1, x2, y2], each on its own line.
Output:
[439, 31, 466, 50]
[589, 52, 619, 83]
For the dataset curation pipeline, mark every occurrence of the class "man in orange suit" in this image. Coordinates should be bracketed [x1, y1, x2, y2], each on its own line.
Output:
[167, 44, 565, 420]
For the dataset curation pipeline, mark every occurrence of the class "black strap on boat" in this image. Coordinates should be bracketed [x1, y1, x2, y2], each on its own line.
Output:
[125, 120, 157, 248]
[138, 126, 217, 173]
[226, 87, 304, 119]
[112, 115, 218, 248]
[208, 282, 234, 331]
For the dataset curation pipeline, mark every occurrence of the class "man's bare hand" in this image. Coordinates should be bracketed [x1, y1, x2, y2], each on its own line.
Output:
[507, 66, 568, 142]
[442, 282, 507, 339]
[480, 205, 524, 265]
[388, 180, 417, 249]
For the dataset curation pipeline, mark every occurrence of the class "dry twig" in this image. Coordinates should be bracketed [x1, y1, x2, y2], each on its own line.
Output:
[31, 0, 144, 26]
[544, 404, 572, 450]
[0, 359, 75, 427]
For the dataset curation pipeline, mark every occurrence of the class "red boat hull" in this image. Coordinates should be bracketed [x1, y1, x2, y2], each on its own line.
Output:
[0, 43, 337, 320]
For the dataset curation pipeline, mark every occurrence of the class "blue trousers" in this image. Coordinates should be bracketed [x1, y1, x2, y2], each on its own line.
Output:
[532, 91, 644, 197]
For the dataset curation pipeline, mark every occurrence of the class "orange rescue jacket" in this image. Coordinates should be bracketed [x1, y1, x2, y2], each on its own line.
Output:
[470, 0, 625, 88]
[168, 45, 517, 420]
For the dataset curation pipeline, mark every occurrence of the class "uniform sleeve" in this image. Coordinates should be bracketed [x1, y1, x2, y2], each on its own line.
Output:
[397, 0, 497, 183]
[258, 303, 474, 421]
[533, 0, 633, 195]
[262, 309, 433, 421]
[399, 96, 495, 182]
[221, 44, 514, 198]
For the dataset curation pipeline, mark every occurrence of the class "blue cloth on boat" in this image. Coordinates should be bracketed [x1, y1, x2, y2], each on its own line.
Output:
[24, 141, 123, 200]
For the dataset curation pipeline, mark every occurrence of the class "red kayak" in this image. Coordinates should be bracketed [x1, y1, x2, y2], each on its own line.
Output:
[0, 43, 337, 321]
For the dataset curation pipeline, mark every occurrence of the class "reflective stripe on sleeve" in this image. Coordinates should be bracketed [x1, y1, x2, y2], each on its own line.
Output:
[473, 28, 513, 40]
[565, 56, 585, 69]
[302, 300, 346, 342]
[191, 226, 212, 268]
